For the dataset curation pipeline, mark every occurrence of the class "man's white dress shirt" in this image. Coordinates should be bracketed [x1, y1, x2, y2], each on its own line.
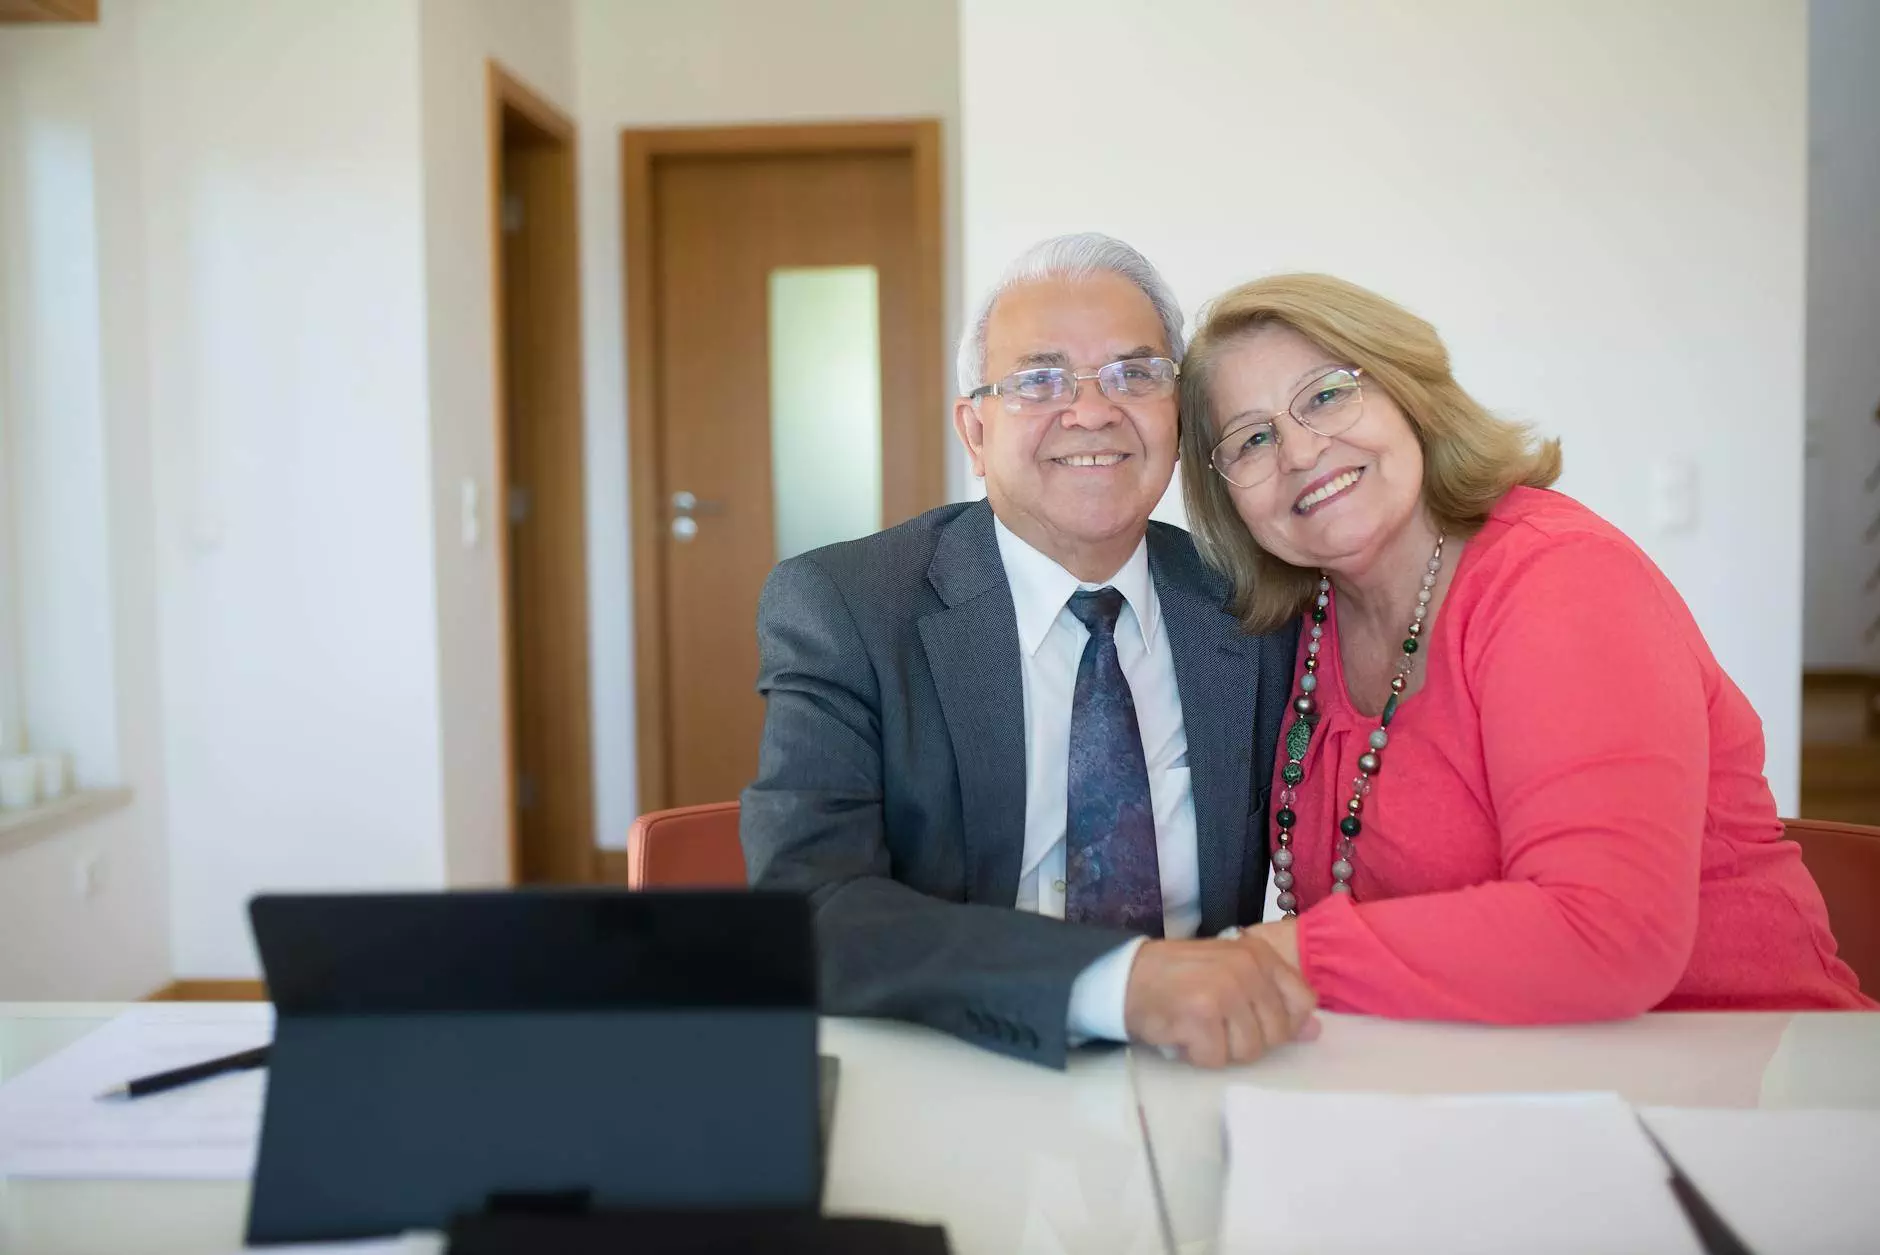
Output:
[993, 519, 1201, 1040]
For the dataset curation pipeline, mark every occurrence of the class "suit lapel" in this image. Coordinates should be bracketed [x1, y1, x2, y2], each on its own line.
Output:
[1150, 529, 1261, 934]
[918, 501, 1028, 906]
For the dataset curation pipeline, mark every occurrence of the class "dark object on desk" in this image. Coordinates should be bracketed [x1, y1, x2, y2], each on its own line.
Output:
[244, 891, 824, 1246]
[447, 1210, 951, 1254]
[97, 1043, 270, 1101]
[1637, 1119, 1756, 1255]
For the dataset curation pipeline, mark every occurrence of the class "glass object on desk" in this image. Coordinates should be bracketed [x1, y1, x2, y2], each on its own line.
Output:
[767, 266, 883, 563]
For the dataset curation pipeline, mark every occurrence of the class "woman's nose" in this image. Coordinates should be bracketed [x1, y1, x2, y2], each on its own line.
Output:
[1278, 413, 1329, 472]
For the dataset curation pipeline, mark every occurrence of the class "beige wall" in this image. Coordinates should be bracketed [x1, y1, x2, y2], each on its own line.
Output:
[961, 0, 1809, 811]
[138, 0, 446, 977]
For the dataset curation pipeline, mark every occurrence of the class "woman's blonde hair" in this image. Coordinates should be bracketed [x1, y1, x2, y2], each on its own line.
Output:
[1178, 273, 1562, 635]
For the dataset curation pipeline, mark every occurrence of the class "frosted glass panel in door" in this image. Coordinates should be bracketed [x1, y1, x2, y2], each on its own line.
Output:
[768, 266, 882, 562]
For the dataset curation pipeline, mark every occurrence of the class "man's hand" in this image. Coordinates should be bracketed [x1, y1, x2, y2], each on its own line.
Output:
[1122, 933, 1319, 1068]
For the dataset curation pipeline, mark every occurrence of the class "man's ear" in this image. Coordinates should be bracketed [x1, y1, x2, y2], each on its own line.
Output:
[952, 398, 988, 479]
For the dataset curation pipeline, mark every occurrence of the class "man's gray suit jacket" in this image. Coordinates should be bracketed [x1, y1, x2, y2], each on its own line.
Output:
[741, 499, 1298, 1067]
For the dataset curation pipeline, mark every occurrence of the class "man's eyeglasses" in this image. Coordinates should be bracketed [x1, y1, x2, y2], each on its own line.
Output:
[1209, 368, 1366, 488]
[968, 356, 1179, 414]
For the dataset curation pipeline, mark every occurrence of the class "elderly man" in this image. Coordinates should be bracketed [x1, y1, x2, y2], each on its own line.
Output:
[741, 234, 1310, 1067]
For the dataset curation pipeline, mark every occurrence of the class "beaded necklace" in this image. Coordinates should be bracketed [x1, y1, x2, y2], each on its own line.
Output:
[1272, 535, 1447, 916]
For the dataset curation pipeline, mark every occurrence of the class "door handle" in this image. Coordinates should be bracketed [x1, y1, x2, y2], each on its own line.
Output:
[671, 491, 727, 516]
[670, 490, 726, 542]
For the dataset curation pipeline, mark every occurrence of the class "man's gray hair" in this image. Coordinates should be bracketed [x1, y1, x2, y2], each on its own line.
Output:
[954, 232, 1186, 396]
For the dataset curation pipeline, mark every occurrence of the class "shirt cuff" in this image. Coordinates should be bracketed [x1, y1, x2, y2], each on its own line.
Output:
[1066, 937, 1148, 1042]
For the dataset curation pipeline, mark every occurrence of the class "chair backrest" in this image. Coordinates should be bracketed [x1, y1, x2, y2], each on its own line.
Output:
[626, 801, 747, 890]
[1784, 816, 1880, 987]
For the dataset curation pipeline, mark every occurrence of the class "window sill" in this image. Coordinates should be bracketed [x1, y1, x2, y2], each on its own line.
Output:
[0, 788, 134, 856]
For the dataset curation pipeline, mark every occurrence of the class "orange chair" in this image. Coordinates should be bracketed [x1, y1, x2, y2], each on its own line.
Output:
[625, 801, 748, 889]
[1785, 817, 1880, 987]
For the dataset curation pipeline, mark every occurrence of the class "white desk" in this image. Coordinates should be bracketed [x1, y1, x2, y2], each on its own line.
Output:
[3, 1005, 1877, 1255]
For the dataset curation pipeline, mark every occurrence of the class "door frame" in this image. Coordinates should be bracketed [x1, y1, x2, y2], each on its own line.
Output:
[621, 120, 946, 815]
[487, 61, 595, 881]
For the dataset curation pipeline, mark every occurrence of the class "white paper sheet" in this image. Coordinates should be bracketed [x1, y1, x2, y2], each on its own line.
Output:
[1218, 1088, 1702, 1255]
[1641, 1106, 1880, 1255]
[0, 1003, 271, 1179]
[211, 1235, 445, 1255]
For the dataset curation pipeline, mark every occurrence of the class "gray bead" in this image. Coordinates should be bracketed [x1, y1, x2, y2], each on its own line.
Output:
[1331, 859, 1353, 881]
[1294, 694, 1317, 716]
[1329, 882, 1352, 895]
[1276, 891, 1297, 912]
[1273, 871, 1294, 891]
[1358, 752, 1381, 774]
[1273, 848, 1294, 869]
[1369, 728, 1389, 750]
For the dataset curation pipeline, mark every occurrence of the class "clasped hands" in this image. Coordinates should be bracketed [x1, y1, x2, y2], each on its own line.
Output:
[1121, 920, 1318, 1068]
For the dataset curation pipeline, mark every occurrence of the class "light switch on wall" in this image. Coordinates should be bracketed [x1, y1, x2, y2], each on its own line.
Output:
[1650, 460, 1699, 535]
[460, 478, 481, 548]
[72, 851, 104, 901]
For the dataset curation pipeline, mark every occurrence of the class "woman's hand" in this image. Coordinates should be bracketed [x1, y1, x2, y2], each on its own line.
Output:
[1246, 918, 1302, 971]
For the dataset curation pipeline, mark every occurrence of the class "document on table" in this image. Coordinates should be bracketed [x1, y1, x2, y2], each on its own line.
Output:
[0, 1003, 272, 1179]
[209, 1237, 444, 1255]
[1218, 1088, 1702, 1255]
[1641, 1106, 1880, 1255]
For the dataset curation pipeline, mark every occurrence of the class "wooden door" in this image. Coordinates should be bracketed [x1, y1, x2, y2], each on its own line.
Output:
[491, 65, 595, 883]
[626, 125, 944, 811]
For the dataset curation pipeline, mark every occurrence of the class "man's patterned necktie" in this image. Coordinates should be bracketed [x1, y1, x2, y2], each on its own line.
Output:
[1064, 587, 1164, 936]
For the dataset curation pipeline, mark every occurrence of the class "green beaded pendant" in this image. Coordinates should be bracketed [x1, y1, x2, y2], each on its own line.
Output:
[1282, 762, 1304, 785]
[1286, 715, 1315, 763]
[1381, 693, 1400, 727]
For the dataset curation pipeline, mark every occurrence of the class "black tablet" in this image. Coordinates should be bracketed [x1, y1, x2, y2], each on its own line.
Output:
[245, 890, 823, 1245]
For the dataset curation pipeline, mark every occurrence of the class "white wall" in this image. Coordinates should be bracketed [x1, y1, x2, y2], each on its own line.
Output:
[0, 8, 170, 999]
[573, 0, 962, 843]
[961, 0, 1809, 810]
[1804, 0, 1880, 670]
[418, 0, 576, 887]
[137, 0, 447, 976]
[3, 0, 588, 987]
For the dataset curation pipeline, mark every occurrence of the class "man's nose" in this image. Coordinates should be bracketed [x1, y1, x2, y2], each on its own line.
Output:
[1058, 379, 1121, 430]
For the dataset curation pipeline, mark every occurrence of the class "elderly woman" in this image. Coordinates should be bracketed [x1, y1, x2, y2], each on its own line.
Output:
[1180, 273, 1870, 1019]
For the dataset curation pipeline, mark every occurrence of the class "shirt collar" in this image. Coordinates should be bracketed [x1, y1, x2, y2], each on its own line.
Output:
[993, 517, 1160, 659]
